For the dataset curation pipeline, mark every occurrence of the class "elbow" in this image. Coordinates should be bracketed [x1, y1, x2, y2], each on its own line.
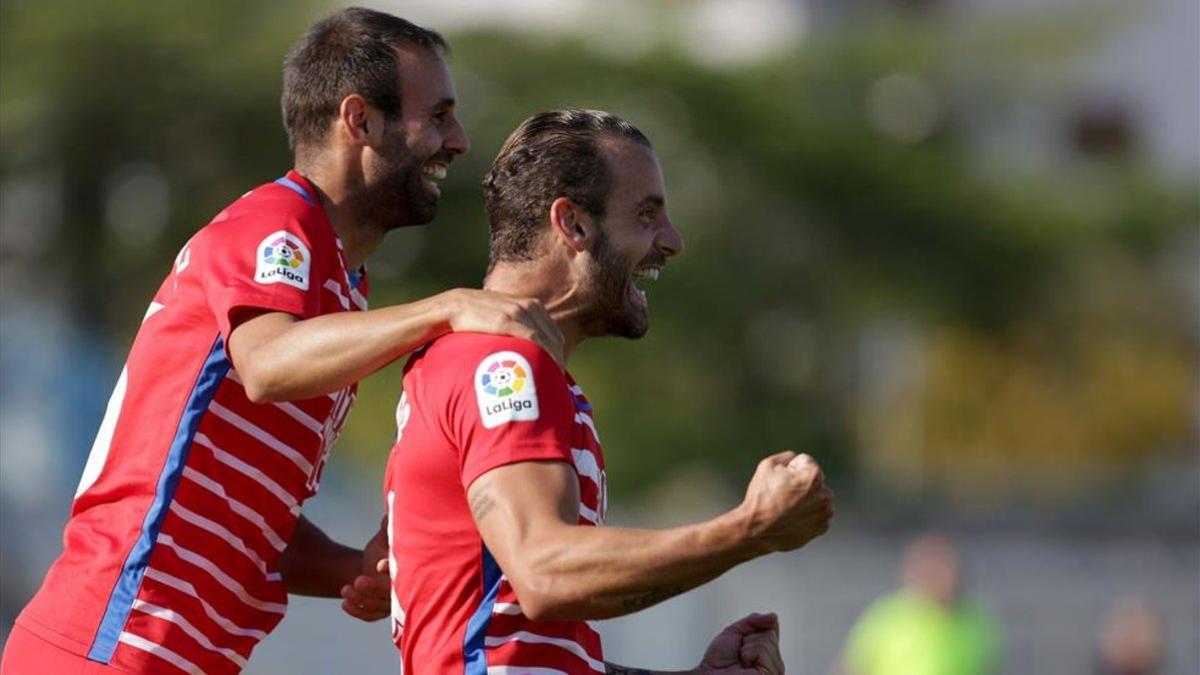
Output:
[508, 569, 585, 622]
[237, 365, 284, 404]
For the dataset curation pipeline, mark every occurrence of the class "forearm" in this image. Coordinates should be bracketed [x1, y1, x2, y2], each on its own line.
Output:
[278, 515, 361, 597]
[514, 508, 763, 620]
[239, 294, 450, 401]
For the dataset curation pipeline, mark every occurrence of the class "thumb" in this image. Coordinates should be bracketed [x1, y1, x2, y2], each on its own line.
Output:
[762, 451, 798, 467]
[725, 612, 778, 637]
[376, 558, 389, 574]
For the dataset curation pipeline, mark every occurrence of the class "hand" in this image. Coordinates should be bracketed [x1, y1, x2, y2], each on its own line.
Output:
[696, 612, 784, 674]
[739, 452, 834, 553]
[442, 288, 565, 365]
[340, 519, 390, 622]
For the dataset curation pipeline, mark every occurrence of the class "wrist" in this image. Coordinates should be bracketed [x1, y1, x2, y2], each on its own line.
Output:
[428, 289, 460, 339]
[721, 503, 773, 560]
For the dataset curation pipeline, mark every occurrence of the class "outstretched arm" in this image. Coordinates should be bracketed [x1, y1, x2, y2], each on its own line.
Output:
[468, 453, 833, 622]
[227, 288, 563, 402]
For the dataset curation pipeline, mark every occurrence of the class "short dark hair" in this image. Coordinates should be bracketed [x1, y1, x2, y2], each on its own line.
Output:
[282, 7, 447, 153]
[483, 108, 651, 267]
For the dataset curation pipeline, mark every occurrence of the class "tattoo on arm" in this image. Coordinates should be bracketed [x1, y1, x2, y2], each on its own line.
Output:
[469, 484, 496, 522]
[606, 665, 653, 675]
[621, 585, 685, 612]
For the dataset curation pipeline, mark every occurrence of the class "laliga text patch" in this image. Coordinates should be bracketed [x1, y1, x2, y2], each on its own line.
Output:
[475, 351, 539, 428]
[255, 230, 311, 290]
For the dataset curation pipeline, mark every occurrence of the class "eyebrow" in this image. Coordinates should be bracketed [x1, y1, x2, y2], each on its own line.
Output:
[636, 195, 665, 209]
[434, 97, 456, 110]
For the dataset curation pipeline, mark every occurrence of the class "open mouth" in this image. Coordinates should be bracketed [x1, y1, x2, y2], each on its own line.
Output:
[420, 161, 449, 198]
[629, 266, 661, 308]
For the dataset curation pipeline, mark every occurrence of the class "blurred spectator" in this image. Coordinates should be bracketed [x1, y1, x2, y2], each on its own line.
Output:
[1094, 597, 1165, 675]
[838, 533, 1000, 675]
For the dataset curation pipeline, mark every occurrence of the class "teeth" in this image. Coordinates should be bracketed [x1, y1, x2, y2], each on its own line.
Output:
[632, 268, 660, 281]
[422, 164, 447, 181]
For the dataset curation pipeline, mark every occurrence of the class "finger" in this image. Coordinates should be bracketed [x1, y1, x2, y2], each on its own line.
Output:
[723, 612, 779, 637]
[740, 640, 784, 675]
[759, 452, 798, 475]
[340, 597, 387, 622]
[376, 557, 389, 574]
[353, 573, 391, 591]
[521, 301, 564, 362]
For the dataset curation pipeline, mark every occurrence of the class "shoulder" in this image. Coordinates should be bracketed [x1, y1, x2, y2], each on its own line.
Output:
[425, 333, 558, 369]
[194, 182, 329, 252]
[418, 333, 568, 395]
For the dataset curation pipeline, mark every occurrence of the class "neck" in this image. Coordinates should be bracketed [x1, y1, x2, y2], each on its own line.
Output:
[484, 261, 588, 363]
[294, 161, 385, 270]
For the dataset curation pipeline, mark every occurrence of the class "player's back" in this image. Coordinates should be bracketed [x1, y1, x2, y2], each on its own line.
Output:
[385, 333, 608, 673]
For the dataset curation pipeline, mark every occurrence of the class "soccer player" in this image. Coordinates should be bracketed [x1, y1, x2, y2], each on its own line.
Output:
[2, 9, 563, 674]
[384, 109, 833, 673]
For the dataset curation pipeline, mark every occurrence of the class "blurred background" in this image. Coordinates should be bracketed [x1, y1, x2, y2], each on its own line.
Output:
[1, 0, 1197, 673]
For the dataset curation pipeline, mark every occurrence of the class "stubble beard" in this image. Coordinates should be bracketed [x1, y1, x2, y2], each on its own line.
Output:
[361, 125, 438, 232]
[579, 227, 648, 340]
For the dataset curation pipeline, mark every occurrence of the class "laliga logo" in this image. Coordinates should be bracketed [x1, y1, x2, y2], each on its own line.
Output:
[480, 359, 527, 397]
[261, 237, 305, 282]
[255, 231, 311, 290]
[475, 352, 540, 428]
[480, 360, 533, 415]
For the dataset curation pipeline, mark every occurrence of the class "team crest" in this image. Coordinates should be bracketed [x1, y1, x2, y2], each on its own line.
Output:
[475, 351, 539, 428]
[255, 230, 311, 290]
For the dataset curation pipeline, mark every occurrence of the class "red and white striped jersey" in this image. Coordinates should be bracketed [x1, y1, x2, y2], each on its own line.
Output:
[16, 171, 367, 674]
[384, 334, 608, 674]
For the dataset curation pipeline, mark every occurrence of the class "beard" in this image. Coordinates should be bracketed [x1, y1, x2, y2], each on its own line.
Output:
[578, 227, 649, 340]
[359, 124, 439, 231]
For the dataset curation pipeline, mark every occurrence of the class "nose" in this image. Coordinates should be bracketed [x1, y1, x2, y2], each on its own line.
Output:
[656, 217, 684, 258]
[445, 116, 470, 157]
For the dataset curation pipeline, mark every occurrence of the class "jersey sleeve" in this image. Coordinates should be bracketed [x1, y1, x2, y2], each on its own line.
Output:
[194, 214, 324, 342]
[450, 338, 577, 490]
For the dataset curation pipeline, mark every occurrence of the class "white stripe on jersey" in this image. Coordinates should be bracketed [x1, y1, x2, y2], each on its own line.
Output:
[168, 501, 270, 575]
[349, 288, 368, 311]
[570, 448, 602, 486]
[492, 602, 523, 616]
[487, 667, 571, 675]
[483, 631, 605, 672]
[130, 599, 249, 669]
[194, 433, 301, 513]
[143, 569, 268, 640]
[181, 467, 287, 552]
[157, 534, 286, 615]
[225, 370, 324, 436]
[578, 503, 600, 525]
[75, 367, 129, 498]
[574, 413, 601, 443]
[118, 631, 204, 675]
[208, 401, 314, 475]
[273, 400, 323, 435]
[323, 279, 350, 310]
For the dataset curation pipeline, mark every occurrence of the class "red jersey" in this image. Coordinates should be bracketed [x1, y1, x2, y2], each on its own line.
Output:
[384, 334, 608, 674]
[16, 171, 368, 673]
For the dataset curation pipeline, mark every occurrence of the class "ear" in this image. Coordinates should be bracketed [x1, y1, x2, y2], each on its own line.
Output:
[336, 94, 377, 145]
[548, 197, 594, 253]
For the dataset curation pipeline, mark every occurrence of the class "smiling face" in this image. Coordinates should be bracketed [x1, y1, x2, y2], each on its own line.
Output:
[361, 46, 469, 231]
[576, 139, 684, 339]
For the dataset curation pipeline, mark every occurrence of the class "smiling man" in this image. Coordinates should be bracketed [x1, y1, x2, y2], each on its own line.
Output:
[2, 9, 564, 674]
[383, 109, 834, 673]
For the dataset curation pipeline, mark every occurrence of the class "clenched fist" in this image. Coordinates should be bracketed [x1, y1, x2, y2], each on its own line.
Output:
[739, 451, 834, 553]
